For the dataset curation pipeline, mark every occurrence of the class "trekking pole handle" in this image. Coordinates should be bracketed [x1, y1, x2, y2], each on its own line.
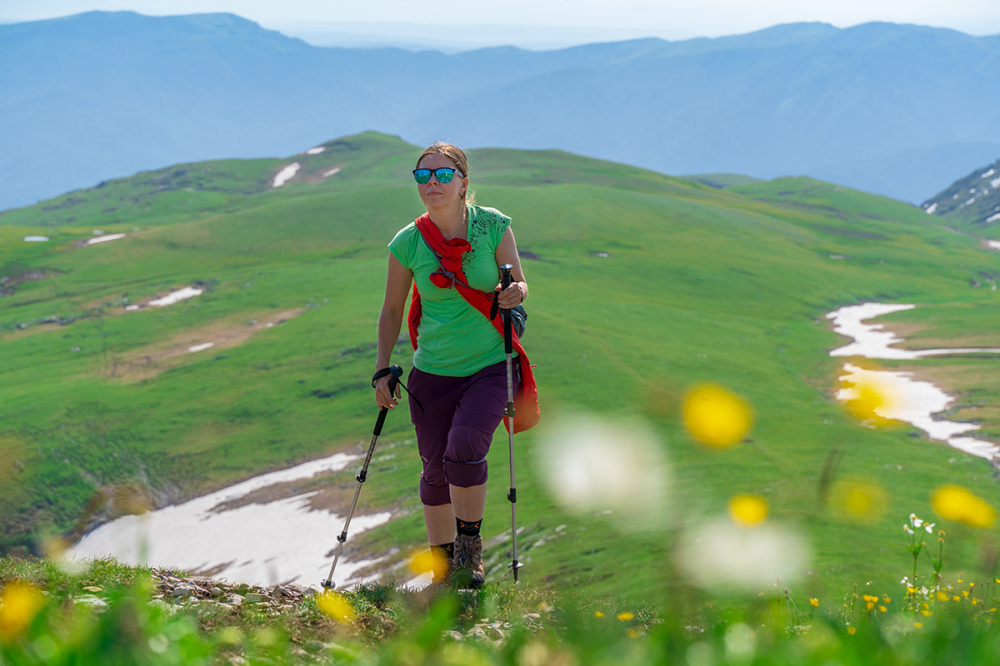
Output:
[373, 365, 402, 436]
[499, 264, 514, 354]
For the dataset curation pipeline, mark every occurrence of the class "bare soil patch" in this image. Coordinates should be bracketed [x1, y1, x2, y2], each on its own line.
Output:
[107, 308, 304, 381]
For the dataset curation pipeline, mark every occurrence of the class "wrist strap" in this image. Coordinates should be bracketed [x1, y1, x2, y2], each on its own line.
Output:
[372, 365, 424, 412]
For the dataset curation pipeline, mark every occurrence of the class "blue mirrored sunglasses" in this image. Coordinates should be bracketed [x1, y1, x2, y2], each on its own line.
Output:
[412, 168, 461, 184]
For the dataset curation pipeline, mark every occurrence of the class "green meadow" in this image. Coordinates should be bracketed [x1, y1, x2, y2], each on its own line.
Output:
[2, 131, 1000, 612]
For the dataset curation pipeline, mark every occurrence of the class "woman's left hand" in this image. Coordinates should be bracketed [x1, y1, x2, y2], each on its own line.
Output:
[495, 282, 524, 310]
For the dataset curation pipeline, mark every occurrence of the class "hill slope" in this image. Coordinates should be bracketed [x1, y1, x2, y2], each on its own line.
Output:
[921, 159, 1000, 230]
[3, 13, 1000, 209]
[2, 133, 1000, 601]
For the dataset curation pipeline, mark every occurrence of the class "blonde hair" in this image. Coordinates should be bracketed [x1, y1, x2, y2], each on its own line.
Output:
[416, 142, 474, 204]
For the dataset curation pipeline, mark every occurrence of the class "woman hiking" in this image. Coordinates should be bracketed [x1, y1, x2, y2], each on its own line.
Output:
[374, 142, 538, 588]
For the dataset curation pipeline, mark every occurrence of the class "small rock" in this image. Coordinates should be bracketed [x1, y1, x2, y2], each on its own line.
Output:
[244, 592, 267, 604]
[82, 586, 102, 593]
[484, 623, 505, 641]
[445, 631, 464, 641]
[227, 594, 244, 606]
[74, 594, 108, 609]
[523, 613, 541, 623]
[171, 586, 195, 599]
[149, 600, 173, 613]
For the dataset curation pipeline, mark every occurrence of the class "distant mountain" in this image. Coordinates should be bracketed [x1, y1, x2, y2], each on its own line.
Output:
[2, 12, 999, 210]
[921, 160, 1000, 227]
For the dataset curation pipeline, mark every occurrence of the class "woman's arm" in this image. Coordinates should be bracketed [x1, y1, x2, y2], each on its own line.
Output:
[375, 252, 413, 408]
[494, 226, 528, 309]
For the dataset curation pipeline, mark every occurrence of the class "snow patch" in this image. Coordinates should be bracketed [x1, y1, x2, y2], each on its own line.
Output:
[828, 304, 1000, 462]
[188, 342, 215, 353]
[992, 177, 1000, 189]
[924, 203, 938, 215]
[84, 233, 127, 246]
[24, 236, 49, 242]
[305, 147, 326, 155]
[148, 286, 204, 307]
[322, 167, 341, 179]
[966, 197, 976, 206]
[987, 240, 1000, 251]
[987, 213, 1000, 223]
[827, 302, 1000, 360]
[272, 163, 301, 188]
[69, 451, 393, 587]
[981, 169, 996, 179]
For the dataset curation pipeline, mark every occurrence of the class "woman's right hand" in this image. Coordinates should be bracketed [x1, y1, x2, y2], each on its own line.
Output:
[375, 374, 401, 409]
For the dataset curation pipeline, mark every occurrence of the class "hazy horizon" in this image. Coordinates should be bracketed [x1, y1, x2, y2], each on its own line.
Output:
[2, 0, 998, 51]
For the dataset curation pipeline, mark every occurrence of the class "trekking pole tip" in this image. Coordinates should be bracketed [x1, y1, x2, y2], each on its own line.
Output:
[321, 579, 335, 589]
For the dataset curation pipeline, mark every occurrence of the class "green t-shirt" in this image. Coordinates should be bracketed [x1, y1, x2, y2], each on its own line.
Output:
[389, 205, 513, 376]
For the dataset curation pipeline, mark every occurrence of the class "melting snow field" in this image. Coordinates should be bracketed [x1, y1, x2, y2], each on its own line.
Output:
[84, 233, 127, 246]
[828, 303, 1000, 462]
[828, 303, 1000, 360]
[305, 147, 326, 155]
[69, 452, 392, 587]
[272, 163, 300, 188]
[148, 286, 204, 307]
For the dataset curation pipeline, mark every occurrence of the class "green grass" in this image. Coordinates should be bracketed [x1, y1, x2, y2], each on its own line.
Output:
[4, 552, 1000, 665]
[2, 132, 1000, 607]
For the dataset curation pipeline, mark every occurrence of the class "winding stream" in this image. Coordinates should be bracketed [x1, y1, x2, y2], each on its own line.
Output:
[827, 303, 1000, 462]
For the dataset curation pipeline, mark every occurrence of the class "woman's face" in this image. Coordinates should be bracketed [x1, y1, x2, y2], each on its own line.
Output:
[416, 153, 467, 212]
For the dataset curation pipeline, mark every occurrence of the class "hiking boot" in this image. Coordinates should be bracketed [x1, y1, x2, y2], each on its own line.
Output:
[452, 534, 485, 589]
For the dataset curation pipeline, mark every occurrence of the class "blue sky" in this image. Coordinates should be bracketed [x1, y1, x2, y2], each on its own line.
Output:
[2, 0, 998, 49]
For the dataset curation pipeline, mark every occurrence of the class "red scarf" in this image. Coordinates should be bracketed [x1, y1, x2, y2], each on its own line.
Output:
[407, 213, 539, 433]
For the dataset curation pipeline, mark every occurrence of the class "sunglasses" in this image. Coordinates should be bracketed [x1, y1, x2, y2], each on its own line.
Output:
[412, 168, 462, 184]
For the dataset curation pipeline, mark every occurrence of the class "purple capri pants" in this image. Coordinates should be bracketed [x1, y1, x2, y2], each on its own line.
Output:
[408, 360, 519, 506]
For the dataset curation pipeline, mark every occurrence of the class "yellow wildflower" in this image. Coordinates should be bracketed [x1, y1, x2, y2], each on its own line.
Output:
[931, 485, 997, 528]
[728, 494, 768, 527]
[407, 548, 450, 581]
[809, 598, 820, 607]
[847, 626, 857, 635]
[316, 591, 356, 623]
[914, 622, 923, 629]
[595, 611, 604, 618]
[921, 610, 933, 617]
[879, 606, 888, 613]
[831, 480, 887, 523]
[936, 591, 950, 602]
[682, 384, 753, 448]
[839, 373, 897, 426]
[617, 612, 634, 622]
[0, 582, 45, 642]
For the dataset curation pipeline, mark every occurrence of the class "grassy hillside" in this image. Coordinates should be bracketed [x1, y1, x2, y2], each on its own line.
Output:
[2, 132, 1000, 605]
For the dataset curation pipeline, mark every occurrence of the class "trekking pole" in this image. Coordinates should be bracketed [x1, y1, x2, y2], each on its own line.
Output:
[499, 264, 523, 582]
[321, 365, 403, 589]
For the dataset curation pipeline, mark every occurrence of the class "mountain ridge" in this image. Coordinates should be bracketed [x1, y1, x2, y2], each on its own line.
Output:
[2, 12, 999, 210]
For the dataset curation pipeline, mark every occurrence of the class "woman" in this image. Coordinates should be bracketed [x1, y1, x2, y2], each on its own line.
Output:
[374, 142, 535, 588]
